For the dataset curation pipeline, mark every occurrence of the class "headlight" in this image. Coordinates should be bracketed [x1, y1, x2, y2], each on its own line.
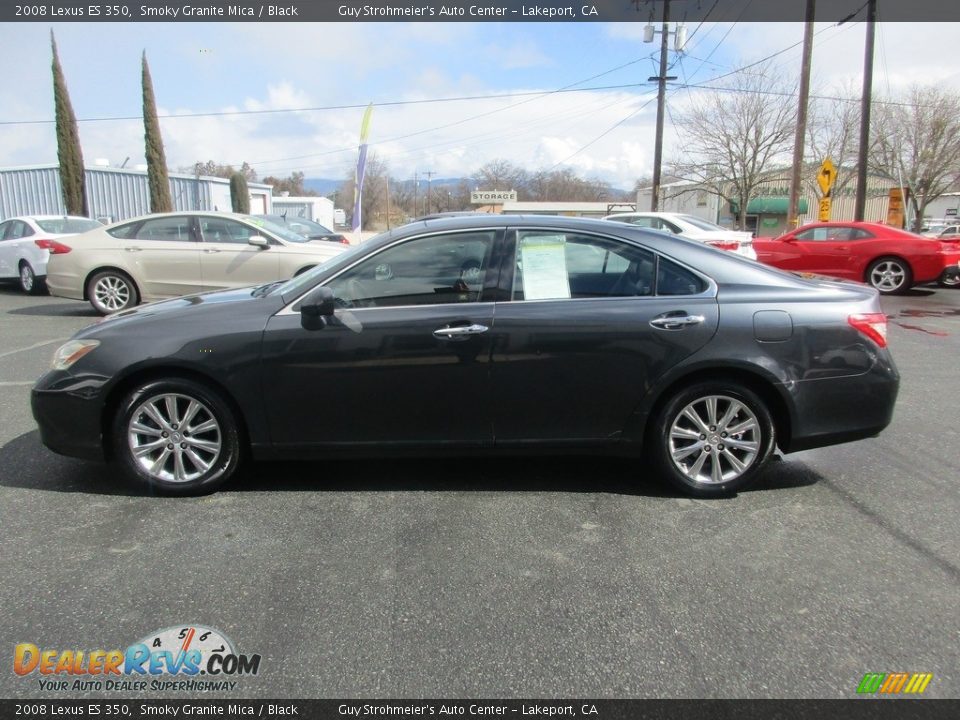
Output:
[51, 339, 100, 370]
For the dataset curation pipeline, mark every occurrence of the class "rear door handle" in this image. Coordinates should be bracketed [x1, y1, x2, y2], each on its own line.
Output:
[433, 324, 489, 341]
[203, 248, 221, 254]
[650, 314, 705, 330]
[124, 246, 142, 252]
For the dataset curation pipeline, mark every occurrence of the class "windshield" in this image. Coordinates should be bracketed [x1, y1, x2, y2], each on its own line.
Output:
[242, 215, 313, 244]
[676, 215, 730, 232]
[35, 217, 103, 234]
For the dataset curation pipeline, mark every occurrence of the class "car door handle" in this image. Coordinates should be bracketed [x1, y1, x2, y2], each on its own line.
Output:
[433, 324, 489, 340]
[124, 246, 142, 252]
[203, 248, 221, 254]
[650, 314, 705, 330]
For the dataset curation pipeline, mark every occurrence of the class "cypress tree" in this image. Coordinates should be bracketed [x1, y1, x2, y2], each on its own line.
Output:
[141, 52, 173, 213]
[229, 172, 250, 213]
[51, 31, 88, 216]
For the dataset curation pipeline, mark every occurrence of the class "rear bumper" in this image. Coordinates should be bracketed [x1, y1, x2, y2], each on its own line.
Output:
[780, 355, 900, 453]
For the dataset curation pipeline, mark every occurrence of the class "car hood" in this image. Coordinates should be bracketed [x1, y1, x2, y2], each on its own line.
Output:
[80, 286, 277, 336]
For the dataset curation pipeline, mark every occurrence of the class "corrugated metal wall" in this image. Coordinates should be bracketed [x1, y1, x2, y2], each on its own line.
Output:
[0, 166, 268, 222]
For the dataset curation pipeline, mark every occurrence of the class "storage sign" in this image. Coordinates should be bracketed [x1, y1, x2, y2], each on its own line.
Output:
[471, 190, 517, 204]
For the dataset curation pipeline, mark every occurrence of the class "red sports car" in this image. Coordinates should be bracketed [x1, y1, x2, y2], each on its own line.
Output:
[754, 221, 960, 294]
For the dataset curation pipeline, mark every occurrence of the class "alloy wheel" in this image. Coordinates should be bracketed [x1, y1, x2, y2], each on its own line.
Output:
[869, 260, 906, 293]
[93, 275, 132, 312]
[127, 393, 223, 483]
[668, 394, 761, 485]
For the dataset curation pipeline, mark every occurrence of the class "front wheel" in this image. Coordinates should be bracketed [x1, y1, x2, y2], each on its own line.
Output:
[867, 257, 912, 295]
[113, 378, 243, 495]
[651, 382, 775, 498]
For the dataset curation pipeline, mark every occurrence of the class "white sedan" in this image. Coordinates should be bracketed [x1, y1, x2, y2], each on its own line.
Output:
[46, 212, 348, 314]
[603, 212, 757, 260]
[0, 215, 103, 294]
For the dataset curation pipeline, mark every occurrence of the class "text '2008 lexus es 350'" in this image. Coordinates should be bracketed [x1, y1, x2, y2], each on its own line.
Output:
[32, 216, 899, 498]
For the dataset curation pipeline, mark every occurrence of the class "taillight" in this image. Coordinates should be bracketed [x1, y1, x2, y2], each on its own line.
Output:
[707, 240, 740, 251]
[35, 239, 72, 254]
[338, 236, 350, 245]
[849, 313, 888, 348]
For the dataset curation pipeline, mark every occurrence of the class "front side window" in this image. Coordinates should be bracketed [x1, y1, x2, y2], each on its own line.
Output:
[199, 217, 262, 244]
[135, 217, 195, 242]
[325, 231, 495, 308]
[511, 232, 654, 301]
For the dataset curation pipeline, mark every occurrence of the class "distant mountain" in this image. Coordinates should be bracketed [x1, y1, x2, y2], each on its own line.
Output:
[302, 178, 342, 196]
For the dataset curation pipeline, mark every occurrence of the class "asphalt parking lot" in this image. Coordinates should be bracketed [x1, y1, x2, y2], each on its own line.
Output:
[0, 283, 958, 699]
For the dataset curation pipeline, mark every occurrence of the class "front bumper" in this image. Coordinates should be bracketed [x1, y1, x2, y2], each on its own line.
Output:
[31, 372, 108, 461]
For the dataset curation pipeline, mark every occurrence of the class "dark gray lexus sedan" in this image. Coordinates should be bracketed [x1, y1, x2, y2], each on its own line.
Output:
[31, 215, 899, 497]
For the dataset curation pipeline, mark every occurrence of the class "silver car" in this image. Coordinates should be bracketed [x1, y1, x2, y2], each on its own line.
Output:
[46, 212, 347, 314]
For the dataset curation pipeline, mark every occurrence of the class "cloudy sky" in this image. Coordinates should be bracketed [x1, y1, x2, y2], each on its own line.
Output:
[1, 18, 959, 189]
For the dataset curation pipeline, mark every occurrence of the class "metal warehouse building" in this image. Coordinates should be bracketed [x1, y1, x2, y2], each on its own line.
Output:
[0, 164, 273, 223]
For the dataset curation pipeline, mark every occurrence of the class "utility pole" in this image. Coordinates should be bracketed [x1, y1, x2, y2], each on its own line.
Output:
[425, 170, 435, 215]
[644, 1, 682, 211]
[788, 0, 815, 227]
[854, 0, 876, 221]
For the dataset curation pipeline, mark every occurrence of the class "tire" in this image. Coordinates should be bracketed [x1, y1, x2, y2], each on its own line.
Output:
[651, 381, 776, 498]
[87, 270, 139, 314]
[113, 378, 243, 495]
[866, 257, 912, 295]
[938, 272, 960, 288]
[19, 262, 45, 295]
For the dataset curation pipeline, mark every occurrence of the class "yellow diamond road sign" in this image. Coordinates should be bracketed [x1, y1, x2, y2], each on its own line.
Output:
[817, 158, 837, 195]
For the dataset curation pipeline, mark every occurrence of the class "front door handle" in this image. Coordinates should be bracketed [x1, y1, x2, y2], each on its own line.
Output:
[433, 324, 489, 341]
[650, 314, 705, 330]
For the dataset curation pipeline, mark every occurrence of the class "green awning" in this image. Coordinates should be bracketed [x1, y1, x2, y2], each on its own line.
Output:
[729, 197, 808, 215]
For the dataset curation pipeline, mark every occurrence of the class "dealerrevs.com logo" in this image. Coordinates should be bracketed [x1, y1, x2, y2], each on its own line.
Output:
[14, 625, 261, 692]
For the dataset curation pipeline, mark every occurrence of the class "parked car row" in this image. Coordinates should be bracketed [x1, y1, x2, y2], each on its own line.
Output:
[4, 211, 959, 309]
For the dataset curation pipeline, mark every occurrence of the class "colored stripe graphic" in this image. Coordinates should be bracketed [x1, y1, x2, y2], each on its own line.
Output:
[857, 672, 932, 694]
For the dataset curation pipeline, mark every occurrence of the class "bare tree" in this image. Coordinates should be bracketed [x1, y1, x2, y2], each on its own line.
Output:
[870, 84, 960, 231]
[670, 63, 797, 229]
[475, 159, 529, 195]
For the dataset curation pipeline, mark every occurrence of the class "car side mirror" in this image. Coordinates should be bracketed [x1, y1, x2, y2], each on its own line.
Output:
[248, 235, 270, 248]
[300, 286, 335, 331]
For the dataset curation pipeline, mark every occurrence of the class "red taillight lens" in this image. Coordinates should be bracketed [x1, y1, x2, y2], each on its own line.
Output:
[34, 239, 72, 254]
[338, 236, 350, 245]
[707, 240, 740, 251]
[848, 313, 888, 348]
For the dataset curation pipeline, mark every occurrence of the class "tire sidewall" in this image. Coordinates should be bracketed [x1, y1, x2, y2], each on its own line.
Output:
[88, 270, 139, 314]
[113, 378, 241, 495]
[19, 263, 36, 294]
[653, 381, 775, 498]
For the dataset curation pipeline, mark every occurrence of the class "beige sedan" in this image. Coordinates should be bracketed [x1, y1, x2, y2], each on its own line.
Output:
[46, 212, 347, 314]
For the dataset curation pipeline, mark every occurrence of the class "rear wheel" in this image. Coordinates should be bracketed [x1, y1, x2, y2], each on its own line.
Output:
[87, 270, 139, 314]
[651, 382, 775, 498]
[866, 257, 912, 295]
[938, 272, 960, 288]
[19, 262, 45, 295]
[113, 378, 242, 495]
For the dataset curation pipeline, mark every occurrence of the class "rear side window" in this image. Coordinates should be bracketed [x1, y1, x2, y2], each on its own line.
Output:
[136, 217, 195, 242]
[107, 222, 141, 239]
[511, 231, 654, 301]
[657, 257, 706, 295]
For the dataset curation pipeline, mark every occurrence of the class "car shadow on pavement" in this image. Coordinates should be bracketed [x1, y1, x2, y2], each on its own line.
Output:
[1, 430, 821, 498]
[7, 302, 98, 317]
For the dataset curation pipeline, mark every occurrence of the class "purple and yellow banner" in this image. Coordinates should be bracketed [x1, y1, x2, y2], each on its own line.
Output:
[352, 103, 374, 232]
